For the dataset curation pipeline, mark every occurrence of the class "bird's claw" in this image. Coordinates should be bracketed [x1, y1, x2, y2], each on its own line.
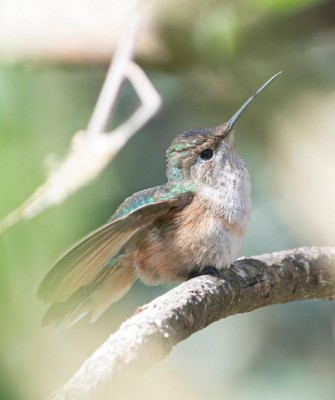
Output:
[188, 266, 220, 279]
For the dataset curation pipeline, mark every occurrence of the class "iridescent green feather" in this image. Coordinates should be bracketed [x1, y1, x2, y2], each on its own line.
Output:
[110, 183, 195, 222]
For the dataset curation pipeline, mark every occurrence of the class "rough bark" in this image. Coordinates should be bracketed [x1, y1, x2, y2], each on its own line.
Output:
[50, 247, 335, 400]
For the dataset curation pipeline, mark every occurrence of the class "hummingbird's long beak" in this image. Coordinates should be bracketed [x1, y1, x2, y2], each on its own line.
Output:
[226, 71, 282, 132]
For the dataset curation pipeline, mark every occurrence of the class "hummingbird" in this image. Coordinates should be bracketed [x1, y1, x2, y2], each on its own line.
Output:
[38, 72, 281, 328]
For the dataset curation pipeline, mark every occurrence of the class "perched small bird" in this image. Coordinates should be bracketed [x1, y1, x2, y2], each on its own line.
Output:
[38, 72, 281, 328]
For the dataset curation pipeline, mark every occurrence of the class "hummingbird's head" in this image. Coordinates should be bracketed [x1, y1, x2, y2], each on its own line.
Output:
[166, 123, 235, 186]
[166, 72, 282, 189]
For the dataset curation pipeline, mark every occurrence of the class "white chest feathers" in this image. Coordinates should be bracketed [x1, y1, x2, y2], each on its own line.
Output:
[192, 160, 251, 270]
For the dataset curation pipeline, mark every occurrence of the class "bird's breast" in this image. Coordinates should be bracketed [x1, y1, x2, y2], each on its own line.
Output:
[172, 197, 247, 270]
[134, 196, 249, 284]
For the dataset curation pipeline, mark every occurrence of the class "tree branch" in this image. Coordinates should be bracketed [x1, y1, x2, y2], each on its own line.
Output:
[50, 246, 335, 400]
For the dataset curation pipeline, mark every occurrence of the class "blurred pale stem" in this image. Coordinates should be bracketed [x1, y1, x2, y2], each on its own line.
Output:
[0, 16, 161, 234]
[87, 14, 139, 136]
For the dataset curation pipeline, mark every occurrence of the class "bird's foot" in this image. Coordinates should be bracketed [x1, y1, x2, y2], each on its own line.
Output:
[188, 266, 220, 280]
[135, 304, 149, 314]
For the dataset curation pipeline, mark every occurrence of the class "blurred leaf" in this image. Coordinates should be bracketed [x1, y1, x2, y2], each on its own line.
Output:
[250, 0, 326, 13]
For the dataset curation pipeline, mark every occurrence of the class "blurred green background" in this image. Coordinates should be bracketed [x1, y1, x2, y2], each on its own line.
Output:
[0, 0, 335, 399]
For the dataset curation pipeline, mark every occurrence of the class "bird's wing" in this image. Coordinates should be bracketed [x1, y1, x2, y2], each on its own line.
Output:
[38, 188, 194, 303]
[41, 260, 136, 329]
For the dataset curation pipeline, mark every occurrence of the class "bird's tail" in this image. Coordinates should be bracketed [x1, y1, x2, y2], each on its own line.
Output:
[42, 262, 136, 329]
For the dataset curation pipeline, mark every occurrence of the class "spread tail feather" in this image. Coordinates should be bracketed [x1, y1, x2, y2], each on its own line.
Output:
[42, 263, 136, 329]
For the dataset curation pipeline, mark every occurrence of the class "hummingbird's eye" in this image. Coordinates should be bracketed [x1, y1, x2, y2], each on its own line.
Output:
[200, 149, 213, 160]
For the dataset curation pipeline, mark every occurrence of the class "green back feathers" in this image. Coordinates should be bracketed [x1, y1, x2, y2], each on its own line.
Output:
[110, 184, 194, 222]
[110, 187, 159, 222]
